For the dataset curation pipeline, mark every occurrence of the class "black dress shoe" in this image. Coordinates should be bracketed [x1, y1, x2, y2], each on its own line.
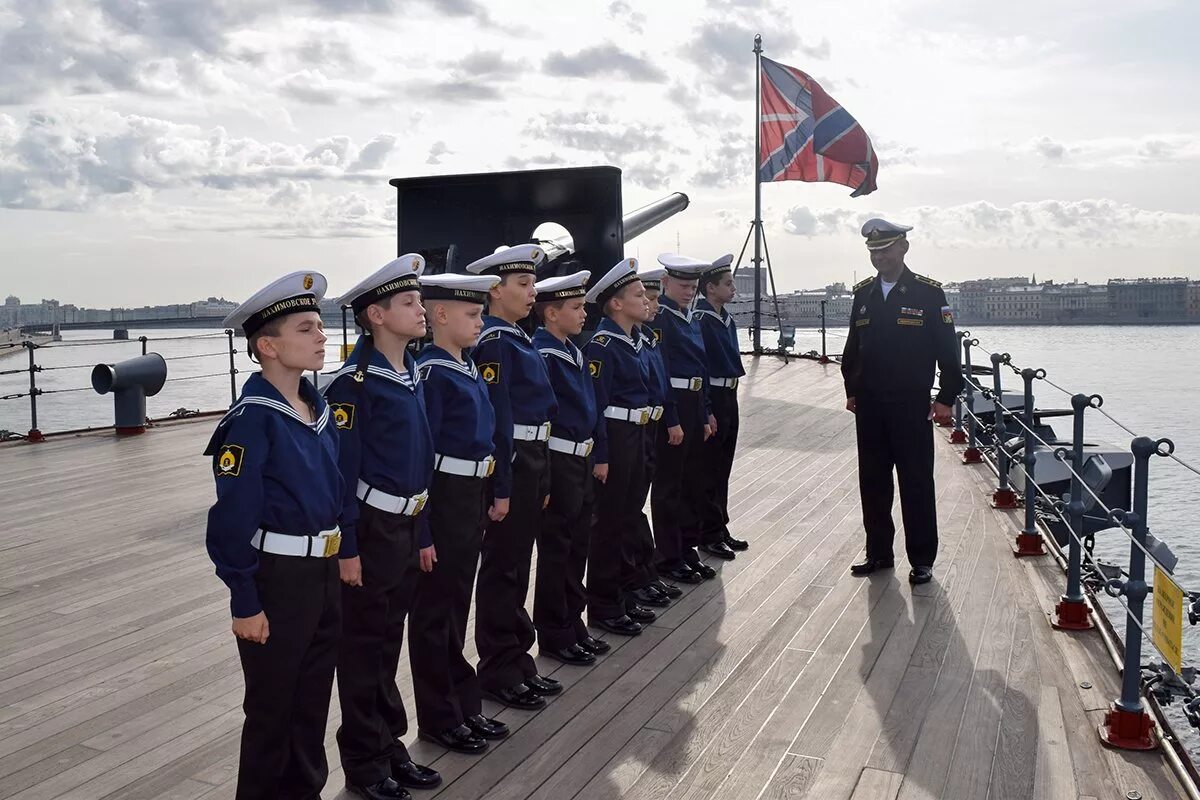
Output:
[392, 759, 443, 788]
[525, 674, 563, 695]
[692, 563, 718, 580]
[662, 566, 703, 584]
[628, 586, 670, 608]
[465, 713, 509, 739]
[541, 643, 596, 666]
[578, 635, 611, 655]
[485, 684, 546, 710]
[591, 615, 643, 636]
[417, 725, 487, 755]
[625, 604, 657, 623]
[723, 534, 749, 551]
[347, 777, 411, 800]
[700, 541, 737, 560]
[849, 558, 895, 576]
[909, 566, 933, 585]
[652, 580, 684, 599]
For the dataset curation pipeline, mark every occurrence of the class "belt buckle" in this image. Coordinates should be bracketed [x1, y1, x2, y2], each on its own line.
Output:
[413, 494, 428, 515]
[690, 377, 702, 391]
[639, 408, 650, 425]
[582, 441, 594, 457]
[322, 532, 342, 557]
[484, 459, 496, 477]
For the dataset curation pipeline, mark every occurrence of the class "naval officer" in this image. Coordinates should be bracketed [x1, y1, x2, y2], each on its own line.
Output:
[841, 219, 963, 585]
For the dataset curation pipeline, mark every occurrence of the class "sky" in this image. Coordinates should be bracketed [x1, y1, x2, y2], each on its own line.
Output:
[1, 0, 1198, 306]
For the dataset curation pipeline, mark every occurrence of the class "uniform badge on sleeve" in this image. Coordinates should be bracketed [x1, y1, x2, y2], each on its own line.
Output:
[330, 403, 355, 430]
[480, 362, 500, 384]
[588, 360, 602, 378]
[216, 445, 244, 477]
[941, 306, 954, 324]
[652, 328, 662, 343]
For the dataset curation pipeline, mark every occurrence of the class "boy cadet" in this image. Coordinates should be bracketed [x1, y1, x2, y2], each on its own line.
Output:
[531, 269, 611, 665]
[584, 258, 655, 637]
[649, 254, 719, 584]
[205, 271, 342, 800]
[410, 272, 510, 754]
[467, 244, 563, 710]
[694, 254, 749, 560]
[324, 256, 440, 800]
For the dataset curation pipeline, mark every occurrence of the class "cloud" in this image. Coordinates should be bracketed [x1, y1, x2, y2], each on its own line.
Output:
[502, 153, 567, 170]
[607, 0, 646, 33]
[1017, 134, 1200, 167]
[451, 50, 526, 80]
[1033, 135, 1067, 160]
[693, 131, 751, 188]
[426, 140, 451, 165]
[682, 11, 829, 97]
[523, 110, 671, 162]
[276, 68, 391, 105]
[543, 44, 667, 82]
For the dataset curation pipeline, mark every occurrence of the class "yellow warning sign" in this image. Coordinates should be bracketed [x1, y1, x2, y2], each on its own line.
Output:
[1152, 565, 1184, 674]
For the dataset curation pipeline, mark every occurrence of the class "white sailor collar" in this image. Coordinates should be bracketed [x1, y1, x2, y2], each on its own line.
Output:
[220, 372, 332, 434]
[593, 317, 641, 350]
[533, 329, 583, 368]
[658, 296, 692, 323]
[694, 299, 733, 327]
[479, 315, 532, 344]
[417, 345, 480, 380]
[327, 339, 420, 392]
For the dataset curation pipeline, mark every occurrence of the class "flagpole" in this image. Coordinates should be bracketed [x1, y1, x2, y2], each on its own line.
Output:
[752, 33, 763, 354]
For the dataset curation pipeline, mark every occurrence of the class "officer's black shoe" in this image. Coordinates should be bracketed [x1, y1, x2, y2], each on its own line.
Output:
[591, 615, 643, 636]
[700, 541, 737, 560]
[629, 586, 670, 608]
[625, 604, 657, 623]
[392, 759, 444, 787]
[418, 726, 487, 755]
[849, 558, 895, 576]
[652, 580, 684, 599]
[692, 563, 719, 580]
[909, 566, 934, 585]
[485, 684, 546, 710]
[662, 566, 703, 584]
[578, 635, 611, 655]
[465, 714, 509, 740]
[347, 777, 411, 800]
[525, 674, 563, 695]
[723, 534, 750, 551]
[541, 643, 596, 666]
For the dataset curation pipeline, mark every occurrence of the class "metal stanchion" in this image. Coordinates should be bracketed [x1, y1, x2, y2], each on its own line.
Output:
[950, 331, 968, 444]
[1013, 366, 1046, 556]
[24, 341, 44, 443]
[226, 329, 238, 406]
[818, 299, 832, 364]
[961, 336, 982, 463]
[1052, 393, 1099, 631]
[990, 352, 1018, 508]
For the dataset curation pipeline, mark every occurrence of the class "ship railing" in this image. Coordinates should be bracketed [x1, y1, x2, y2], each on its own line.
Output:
[0, 330, 240, 442]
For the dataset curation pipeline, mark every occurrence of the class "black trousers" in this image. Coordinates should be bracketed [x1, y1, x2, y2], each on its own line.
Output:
[476, 439, 550, 692]
[336, 504, 420, 786]
[854, 394, 938, 568]
[589, 420, 646, 621]
[652, 389, 705, 569]
[623, 419, 659, 595]
[410, 472, 488, 733]
[536, 449, 594, 650]
[699, 387, 740, 545]
[236, 553, 340, 800]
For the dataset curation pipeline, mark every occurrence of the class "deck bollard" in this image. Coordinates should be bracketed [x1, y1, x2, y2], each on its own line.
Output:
[24, 341, 44, 443]
[950, 332, 968, 444]
[990, 352, 1019, 508]
[961, 337, 982, 463]
[91, 353, 168, 435]
[1013, 367, 1046, 556]
[1052, 393, 1098, 630]
[1097, 435, 1170, 750]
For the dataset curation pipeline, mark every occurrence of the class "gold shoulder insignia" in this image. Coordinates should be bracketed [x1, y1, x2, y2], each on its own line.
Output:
[592, 335, 609, 347]
[215, 444, 244, 477]
[853, 276, 874, 292]
[912, 273, 942, 288]
[330, 403, 354, 430]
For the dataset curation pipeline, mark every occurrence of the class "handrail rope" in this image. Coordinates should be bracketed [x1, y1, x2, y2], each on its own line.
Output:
[38, 385, 96, 395]
[0, 367, 28, 377]
[157, 351, 230, 361]
[0, 391, 29, 401]
[164, 371, 231, 382]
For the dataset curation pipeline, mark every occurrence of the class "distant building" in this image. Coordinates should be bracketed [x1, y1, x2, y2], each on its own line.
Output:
[954, 277, 1030, 321]
[1107, 278, 1189, 320]
[1041, 282, 1110, 322]
[984, 284, 1043, 321]
[1188, 282, 1200, 318]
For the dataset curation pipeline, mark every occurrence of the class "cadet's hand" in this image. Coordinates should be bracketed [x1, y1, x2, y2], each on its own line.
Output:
[232, 612, 269, 644]
[488, 497, 510, 522]
[339, 555, 363, 587]
[708, 414, 718, 436]
[594, 463, 609, 483]
[543, 494, 550, 509]
[419, 545, 437, 573]
[845, 397, 857, 414]
[930, 401, 953, 426]
[667, 425, 684, 445]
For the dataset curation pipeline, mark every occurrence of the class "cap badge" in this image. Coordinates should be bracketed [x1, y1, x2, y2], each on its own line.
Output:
[303, 274, 314, 290]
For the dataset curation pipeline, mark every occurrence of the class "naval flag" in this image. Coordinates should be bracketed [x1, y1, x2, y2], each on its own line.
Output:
[758, 57, 879, 197]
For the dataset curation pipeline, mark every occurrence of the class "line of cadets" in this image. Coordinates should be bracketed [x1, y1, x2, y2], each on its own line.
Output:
[204, 245, 748, 800]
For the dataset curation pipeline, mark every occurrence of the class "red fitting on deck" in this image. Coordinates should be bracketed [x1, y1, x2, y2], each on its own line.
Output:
[961, 447, 983, 464]
[1011, 532, 1045, 557]
[991, 488, 1019, 509]
[115, 426, 146, 436]
[1098, 703, 1157, 751]
[936, 417, 953, 428]
[818, 355, 832, 364]
[26, 428, 45, 443]
[1051, 597, 1093, 630]
[949, 429, 968, 444]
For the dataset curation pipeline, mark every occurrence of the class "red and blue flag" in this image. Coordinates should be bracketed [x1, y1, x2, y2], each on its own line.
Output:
[759, 57, 878, 197]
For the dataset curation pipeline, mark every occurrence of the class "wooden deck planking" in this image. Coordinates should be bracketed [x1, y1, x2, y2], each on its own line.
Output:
[0, 357, 1189, 799]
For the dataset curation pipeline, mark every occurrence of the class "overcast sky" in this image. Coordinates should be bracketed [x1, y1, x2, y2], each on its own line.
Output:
[1, 0, 1198, 306]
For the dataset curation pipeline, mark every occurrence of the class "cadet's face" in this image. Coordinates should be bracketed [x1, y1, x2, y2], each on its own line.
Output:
[493, 274, 537, 319]
[561, 297, 587, 336]
[644, 288, 660, 319]
[713, 273, 736, 304]
[378, 291, 426, 339]
[666, 276, 698, 306]
[443, 301, 483, 348]
[264, 312, 326, 372]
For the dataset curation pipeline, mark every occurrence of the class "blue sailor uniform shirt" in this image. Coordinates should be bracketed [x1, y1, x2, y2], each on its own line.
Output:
[638, 324, 668, 409]
[532, 328, 597, 444]
[324, 337, 434, 554]
[647, 295, 711, 428]
[694, 298, 746, 380]
[584, 317, 650, 464]
[204, 373, 342, 618]
[417, 345, 497, 462]
[471, 315, 557, 499]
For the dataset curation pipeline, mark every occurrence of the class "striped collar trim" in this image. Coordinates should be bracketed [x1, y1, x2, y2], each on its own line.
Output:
[419, 357, 479, 379]
[222, 395, 331, 434]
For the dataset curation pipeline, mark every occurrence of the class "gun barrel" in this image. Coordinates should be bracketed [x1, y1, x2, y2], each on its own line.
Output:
[544, 191, 690, 258]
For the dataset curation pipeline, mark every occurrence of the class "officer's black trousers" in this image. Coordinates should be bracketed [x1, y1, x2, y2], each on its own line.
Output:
[854, 394, 938, 568]
[589, 419, 646, 621]
[652, 389, 705, 569]
[236, 553, 340, 800]
[410, 471, 487, 734]
[623, 418, 659, 596]
[699, 387, 740, 545]
[476, 439, 549, 692]
[535, 449, 594, 650]
[336, 505, 419, 786]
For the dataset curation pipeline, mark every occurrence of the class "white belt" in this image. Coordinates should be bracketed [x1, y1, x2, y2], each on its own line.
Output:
[670, 377, 704, 391]
[513, 422, 552, 442]
[710, 377, 739, 389]
[356, 480, 428, 516]
[604, 405, 652, 425]
[252, 528, 341, 558]
[434, 453, 495, 478]
[650, 405, 664, 421]
[548, 436, 594, 457]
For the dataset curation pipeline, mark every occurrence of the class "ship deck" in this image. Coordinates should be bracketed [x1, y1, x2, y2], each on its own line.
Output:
[0, 357, 1187, 800]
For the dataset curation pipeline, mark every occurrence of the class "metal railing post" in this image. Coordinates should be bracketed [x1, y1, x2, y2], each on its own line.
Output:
[226, 329, 238, 406]
[817, 299, 831, 364]
[1052, 393, 1096, 630]
[139, 335, 148, 356]
[1013, 367, 1046, 556]
[950, 331, 968, 444]
[25, 341, 44, 442]
[990, 352, 1018, 508]
[961, 336, 982, 463]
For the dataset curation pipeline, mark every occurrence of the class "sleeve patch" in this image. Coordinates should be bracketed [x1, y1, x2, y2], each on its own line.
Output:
[330, 403, 355, 430]
[215, 444, 244, 477]
[941, 306, 954, 324]
[652, 328, 662, 343]
[588, 360, 602, 378]
[480, 362, 501, 384]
